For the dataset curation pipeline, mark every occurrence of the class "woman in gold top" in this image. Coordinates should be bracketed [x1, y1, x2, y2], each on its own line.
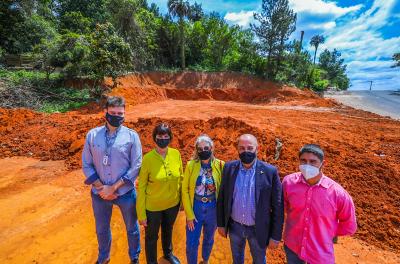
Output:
[136, 123, 183, 264]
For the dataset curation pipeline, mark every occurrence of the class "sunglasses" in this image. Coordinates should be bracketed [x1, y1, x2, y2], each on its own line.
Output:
[197, 146, 211, 152]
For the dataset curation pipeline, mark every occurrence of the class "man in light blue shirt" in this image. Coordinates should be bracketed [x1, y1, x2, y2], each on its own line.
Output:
[82, 96, 142, 264]
[231, 160, 257, 226]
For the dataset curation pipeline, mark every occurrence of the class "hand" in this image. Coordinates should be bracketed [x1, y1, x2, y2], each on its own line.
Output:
[187, 219, 196, 231]
[99, 185, 116, 200]
[268, 239, 280, 250]
[134, 179, 139, 188]
[139, 219, 147, 228]
[218, 227, 227, 238]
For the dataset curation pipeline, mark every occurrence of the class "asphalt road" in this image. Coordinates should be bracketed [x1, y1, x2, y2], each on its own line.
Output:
[325, 90, 400, 119]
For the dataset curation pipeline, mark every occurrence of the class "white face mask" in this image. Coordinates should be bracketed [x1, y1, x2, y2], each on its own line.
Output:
[299, 164, 321, 180]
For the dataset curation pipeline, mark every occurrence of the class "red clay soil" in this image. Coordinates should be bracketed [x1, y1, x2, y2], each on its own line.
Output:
[101, 71, 337, 108]
[1, 72, 400, 256]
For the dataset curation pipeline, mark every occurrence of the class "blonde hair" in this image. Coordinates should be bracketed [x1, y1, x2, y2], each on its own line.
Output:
[191, 134, 215, 161]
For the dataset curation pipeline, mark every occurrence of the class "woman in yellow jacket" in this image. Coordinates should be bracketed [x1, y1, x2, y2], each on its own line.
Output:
[182, 134, 225, 264]
[137, 123, 183, 264]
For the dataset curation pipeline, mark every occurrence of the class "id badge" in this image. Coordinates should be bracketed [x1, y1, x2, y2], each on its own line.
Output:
[103, 155, 109, 166]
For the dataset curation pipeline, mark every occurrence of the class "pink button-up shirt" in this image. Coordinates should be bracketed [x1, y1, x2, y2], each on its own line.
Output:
[283, 172, 357, 264]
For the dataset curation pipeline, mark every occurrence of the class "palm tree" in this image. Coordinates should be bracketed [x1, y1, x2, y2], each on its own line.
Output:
[168, 0, 190, 70]
[310, 34, 325, 64]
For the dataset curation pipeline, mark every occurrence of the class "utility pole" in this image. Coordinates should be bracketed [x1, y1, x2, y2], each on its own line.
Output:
[298, 31, 304, 53]
[369, 81, 373, 91]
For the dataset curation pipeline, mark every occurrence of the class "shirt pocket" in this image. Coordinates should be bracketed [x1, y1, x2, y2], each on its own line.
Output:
[115, 142, 131, 154]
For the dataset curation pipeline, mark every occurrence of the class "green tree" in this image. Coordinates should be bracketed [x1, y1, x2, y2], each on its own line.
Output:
[275, 41, 313, 87]
[251, 0, 296, 80]
[310, 34, 325, 64]
[168, 0, 190, 69]
[107, 0, 154, 69]
[203, 14, 236, 69]
[188, 2, 203, 22]
[0, 1, 56, 54]
[59, 11, 92, 34]
[56, 0, 109, 25]
[274, 1, 296, 76]
[90, 23, 132, 88]
[319, 49, 349, 90]
[392, 52, 400, 68]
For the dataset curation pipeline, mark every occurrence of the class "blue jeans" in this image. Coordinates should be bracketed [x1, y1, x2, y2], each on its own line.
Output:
[284, 244, 306, 264]
[229, 220, 266, 264]
[186, 199, 217, 264]
[91, 190, 140, 263]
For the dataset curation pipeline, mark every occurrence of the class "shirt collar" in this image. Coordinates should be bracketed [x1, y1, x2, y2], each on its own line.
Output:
[297, 172, 330, 189]
[239, 159, 257, 172]
[105, 124, 122, 136]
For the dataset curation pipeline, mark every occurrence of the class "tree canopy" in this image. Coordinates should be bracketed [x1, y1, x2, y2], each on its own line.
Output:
[0, 0, 350, 91]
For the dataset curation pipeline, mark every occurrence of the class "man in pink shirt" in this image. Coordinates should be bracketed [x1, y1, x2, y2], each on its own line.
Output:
[283, 144, 357, 264]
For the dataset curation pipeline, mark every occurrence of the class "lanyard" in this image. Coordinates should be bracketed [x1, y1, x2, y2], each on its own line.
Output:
[103, 126, 120, 166]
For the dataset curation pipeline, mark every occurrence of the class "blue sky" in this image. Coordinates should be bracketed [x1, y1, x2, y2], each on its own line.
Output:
[149, 0, 400, 90]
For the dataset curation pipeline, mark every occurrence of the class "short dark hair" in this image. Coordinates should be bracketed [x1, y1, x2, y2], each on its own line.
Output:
[299, 144, 324, 162]
[152, 123, 173, 142]
[105, 96, 125, 109]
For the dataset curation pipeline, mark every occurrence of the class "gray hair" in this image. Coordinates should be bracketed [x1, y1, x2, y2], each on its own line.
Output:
[191, 134, 215, 161]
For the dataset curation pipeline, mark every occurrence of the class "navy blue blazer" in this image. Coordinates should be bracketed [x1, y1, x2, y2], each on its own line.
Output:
[217, 159, 284, 248]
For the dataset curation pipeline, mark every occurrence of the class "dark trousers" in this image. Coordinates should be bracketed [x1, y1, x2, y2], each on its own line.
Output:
[229, 220, 266, 264]
[284, 244, 306, 264]
[91, 190, 140, 263]
[145, 203, 180, 264]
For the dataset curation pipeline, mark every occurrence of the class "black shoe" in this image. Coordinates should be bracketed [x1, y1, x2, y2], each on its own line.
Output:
[164, 254, 180, 264]
[95, 260, 110, 264]
[130, 259, 139, 264]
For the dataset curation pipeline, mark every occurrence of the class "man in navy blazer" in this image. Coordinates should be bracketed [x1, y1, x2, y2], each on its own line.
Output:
[217, 134, 284, 264]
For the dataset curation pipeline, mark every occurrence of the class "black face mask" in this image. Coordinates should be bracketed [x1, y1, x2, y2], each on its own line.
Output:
[198, 150, 212, 161]
[239, 151, 256, 164]
[106, 112, 124, 127]
[156, 138, 170, 148]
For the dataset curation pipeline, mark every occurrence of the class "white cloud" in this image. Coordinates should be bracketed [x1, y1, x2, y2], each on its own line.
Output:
[224, 11, 255, 27]
[290, 0, 363, 33]
[320, 0, 400, 90]
[289, 0, 363, 16]
[306, 21, 336, 30]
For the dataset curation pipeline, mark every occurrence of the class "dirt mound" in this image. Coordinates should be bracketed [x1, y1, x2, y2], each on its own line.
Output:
[100, 72, 335, 107]
[0, 108, 275, 170]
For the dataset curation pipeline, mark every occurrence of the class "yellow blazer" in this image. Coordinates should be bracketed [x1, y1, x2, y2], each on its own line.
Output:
[182, 158, 225, 220]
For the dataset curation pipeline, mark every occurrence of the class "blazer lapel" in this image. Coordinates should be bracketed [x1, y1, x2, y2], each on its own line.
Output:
[228, 161, 240, 205]
[255, 161, 264, 205]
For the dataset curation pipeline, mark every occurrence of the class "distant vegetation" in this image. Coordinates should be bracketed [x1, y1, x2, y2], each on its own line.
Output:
[0, 0, 350, 110]
[393, 52, 400, 68]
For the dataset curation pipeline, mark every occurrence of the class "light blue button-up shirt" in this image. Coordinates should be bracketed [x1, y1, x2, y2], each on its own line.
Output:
[82, 125, 142, 196]
[231, 160, 257, 226]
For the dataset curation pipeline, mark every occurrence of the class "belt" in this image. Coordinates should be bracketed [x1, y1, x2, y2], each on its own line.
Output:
[231, 219, 255, 227]
[194, 195, 216, 203]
